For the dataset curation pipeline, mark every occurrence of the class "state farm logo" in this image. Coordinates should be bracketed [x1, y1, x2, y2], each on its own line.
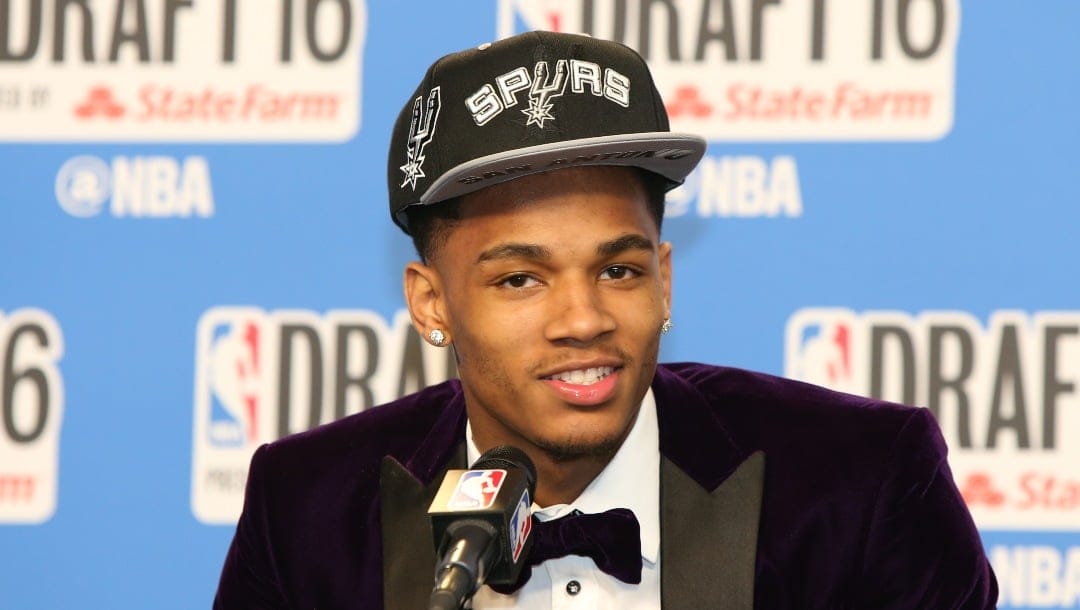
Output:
[666, 86, 711, 119]
[69, 83, 343, 125]
[1, 0, 366, 142]
[498, 0, 959, 140]
[191, 306, 457, 524]
[73, 86, 125, 119]
[0, 309, 65, 524]
[959, 472, 1006, 507]
[786, 308, 1080, 530]
[55, 155, 214, 219]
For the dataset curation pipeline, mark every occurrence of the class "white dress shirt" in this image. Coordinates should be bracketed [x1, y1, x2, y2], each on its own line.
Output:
[465, 389, 662, 610]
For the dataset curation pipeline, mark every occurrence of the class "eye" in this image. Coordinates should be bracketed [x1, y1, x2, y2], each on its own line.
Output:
[600, 265, 639, 281]
[499, 274, 540, 289]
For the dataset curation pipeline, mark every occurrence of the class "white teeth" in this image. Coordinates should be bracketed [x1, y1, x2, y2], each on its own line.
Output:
[547, 366, 614, 385]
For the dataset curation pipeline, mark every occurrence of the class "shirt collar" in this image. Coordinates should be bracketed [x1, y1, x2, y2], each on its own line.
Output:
[465, 389, 661, 565]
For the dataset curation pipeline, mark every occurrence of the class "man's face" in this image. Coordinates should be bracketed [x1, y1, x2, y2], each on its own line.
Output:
[412, 166, 672, 462]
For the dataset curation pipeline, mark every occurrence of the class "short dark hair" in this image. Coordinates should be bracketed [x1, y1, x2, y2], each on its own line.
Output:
[405, 169, 671, 263]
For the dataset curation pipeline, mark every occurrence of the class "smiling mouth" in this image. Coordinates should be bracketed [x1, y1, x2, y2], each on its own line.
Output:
[542, 366, 615, 386]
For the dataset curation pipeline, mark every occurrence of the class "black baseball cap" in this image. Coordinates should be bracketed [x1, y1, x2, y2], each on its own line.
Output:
[387, 30, 706, 235]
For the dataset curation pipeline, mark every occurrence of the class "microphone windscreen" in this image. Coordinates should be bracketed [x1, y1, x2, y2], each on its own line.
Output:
[472, 446, 537, 497]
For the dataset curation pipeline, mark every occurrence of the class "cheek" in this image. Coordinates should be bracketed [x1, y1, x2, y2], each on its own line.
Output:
[615, 286, 666, 320]
[451, 301, 542, 358]
[459, 291, 539, 330]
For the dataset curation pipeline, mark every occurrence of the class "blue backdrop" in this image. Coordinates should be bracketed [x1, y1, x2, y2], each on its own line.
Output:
[2, 1, 1078, 608]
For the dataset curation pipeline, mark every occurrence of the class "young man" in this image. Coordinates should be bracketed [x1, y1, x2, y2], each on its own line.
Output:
[215, 31, 997, 609]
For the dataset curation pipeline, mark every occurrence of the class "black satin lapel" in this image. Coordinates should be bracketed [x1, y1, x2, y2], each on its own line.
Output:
[380, 445, 466, 610]
[660, 451, 765, 609]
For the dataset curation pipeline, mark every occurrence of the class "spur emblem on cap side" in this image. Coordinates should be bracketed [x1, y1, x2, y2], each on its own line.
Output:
[400, 87, 442, 190]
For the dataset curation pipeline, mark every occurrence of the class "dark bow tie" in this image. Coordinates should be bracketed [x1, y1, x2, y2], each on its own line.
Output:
[488, 507, 642, 595]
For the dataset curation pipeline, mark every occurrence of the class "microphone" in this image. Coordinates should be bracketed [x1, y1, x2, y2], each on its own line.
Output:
[427, 445, 537, 610]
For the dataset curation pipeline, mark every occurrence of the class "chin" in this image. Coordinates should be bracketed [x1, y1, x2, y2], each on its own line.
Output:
[534, 430, 627, 464]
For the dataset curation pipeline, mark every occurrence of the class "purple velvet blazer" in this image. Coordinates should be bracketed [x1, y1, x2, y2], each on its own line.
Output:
[214, 363, 997, 609]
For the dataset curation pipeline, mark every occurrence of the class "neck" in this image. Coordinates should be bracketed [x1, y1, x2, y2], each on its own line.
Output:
[529, 451, 613, 507]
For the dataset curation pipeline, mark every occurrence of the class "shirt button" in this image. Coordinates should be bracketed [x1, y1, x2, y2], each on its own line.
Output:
[566, 580, 582, 595]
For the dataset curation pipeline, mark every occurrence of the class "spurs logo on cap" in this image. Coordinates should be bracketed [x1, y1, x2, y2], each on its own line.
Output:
[467, 59, 631, 128]
[522, 60, 567, 128]
[387, 31, 706, 235]
[400, 87, 442, 190]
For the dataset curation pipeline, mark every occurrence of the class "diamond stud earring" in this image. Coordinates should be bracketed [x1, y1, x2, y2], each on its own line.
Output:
[428, 329, 447, 346]
[661, 318, 673, 334]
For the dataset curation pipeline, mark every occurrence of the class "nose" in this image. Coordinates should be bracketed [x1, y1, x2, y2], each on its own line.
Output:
[543, 275, 616, 345]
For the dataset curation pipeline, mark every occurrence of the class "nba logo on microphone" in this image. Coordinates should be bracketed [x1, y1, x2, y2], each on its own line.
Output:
[448, 470, 506, 510]
[509, 489, 532, 562]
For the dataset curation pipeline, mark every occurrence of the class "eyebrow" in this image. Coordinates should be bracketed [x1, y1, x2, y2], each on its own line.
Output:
[596, 234, 656, 257]
[477, 243, 552, 263]
[476, 234, 655, 264]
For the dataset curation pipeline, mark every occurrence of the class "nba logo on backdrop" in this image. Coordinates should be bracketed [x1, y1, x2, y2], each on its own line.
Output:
[204, 316, 265, 448]
[784, 308, 864, 396]
[191, 308, 271, 524]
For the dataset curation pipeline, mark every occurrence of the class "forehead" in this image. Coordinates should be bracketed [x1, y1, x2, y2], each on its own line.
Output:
[443, 166, 656, 255]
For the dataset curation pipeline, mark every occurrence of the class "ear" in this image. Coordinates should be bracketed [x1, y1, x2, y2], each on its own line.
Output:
[659, 241, 673, 319]
[404, 261, 451, 344]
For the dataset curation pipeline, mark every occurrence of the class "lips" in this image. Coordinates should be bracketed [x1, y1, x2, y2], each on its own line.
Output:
[540, 366, 621, 406]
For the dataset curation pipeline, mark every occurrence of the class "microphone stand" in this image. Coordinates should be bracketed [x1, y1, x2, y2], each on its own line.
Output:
[428, 520, 498, 609]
